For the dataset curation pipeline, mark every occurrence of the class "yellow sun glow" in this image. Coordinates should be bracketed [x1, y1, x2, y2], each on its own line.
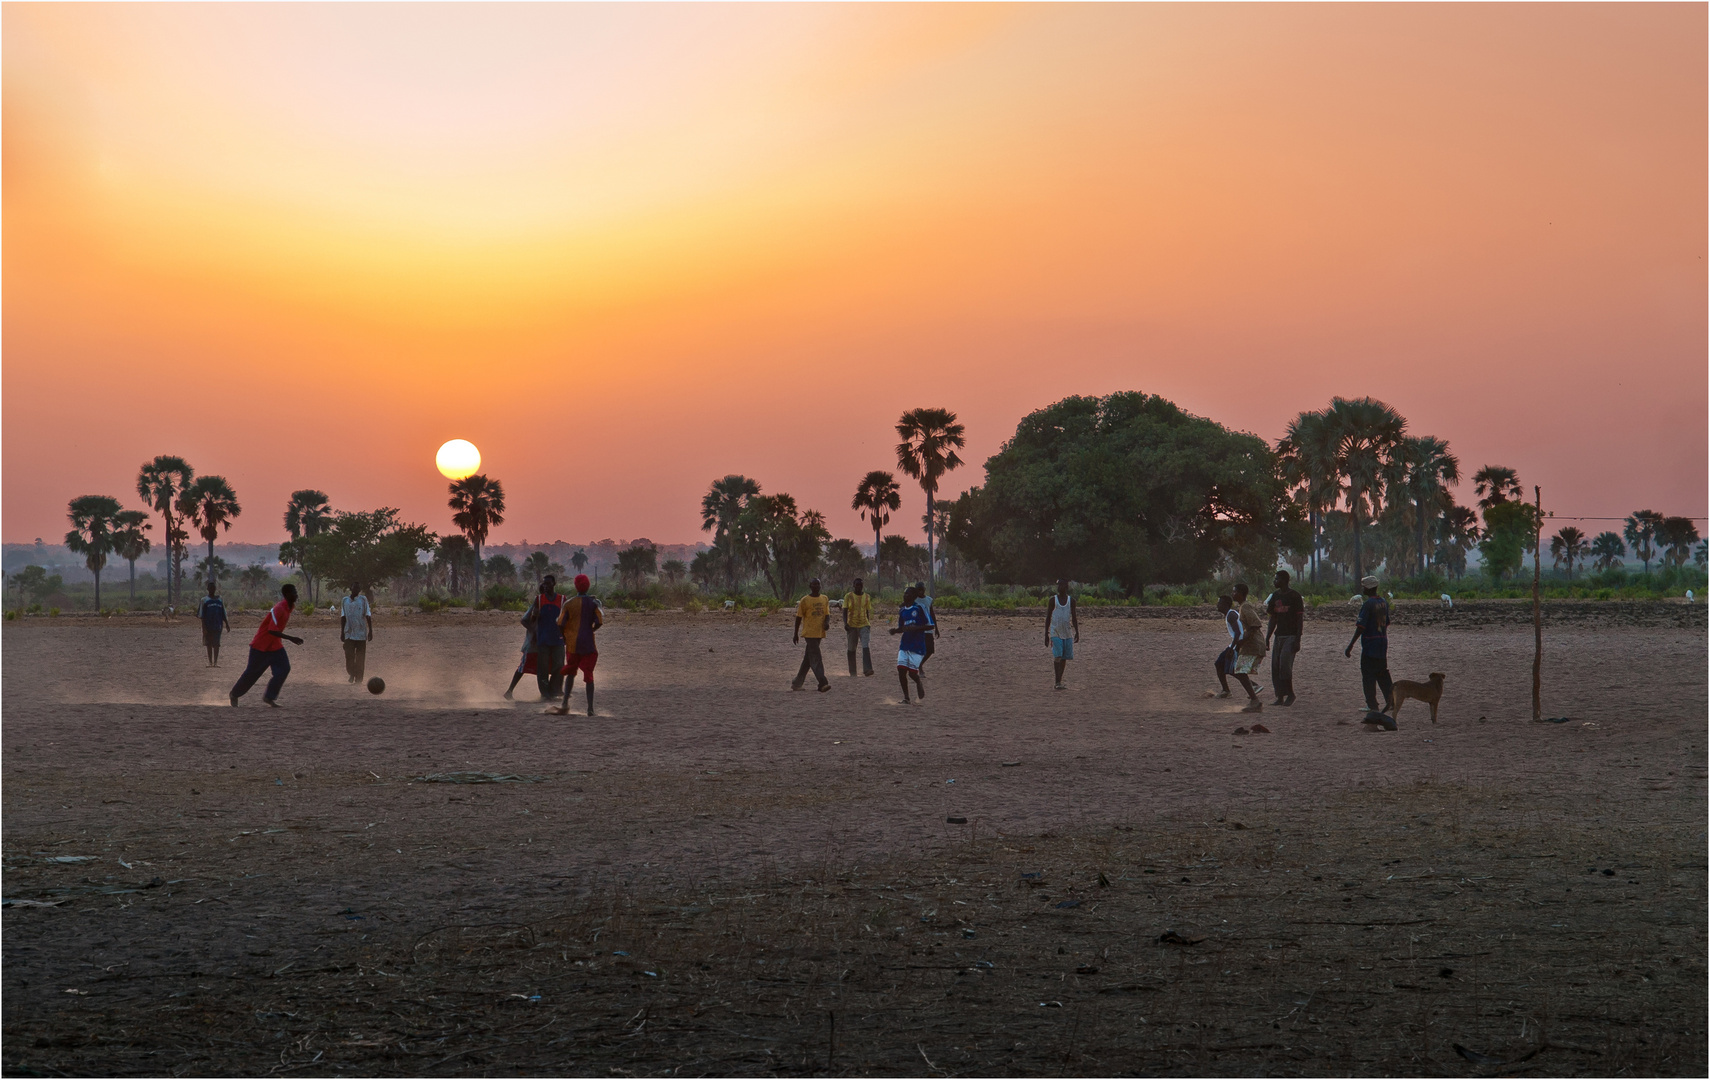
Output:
[435, 439, 481, 480]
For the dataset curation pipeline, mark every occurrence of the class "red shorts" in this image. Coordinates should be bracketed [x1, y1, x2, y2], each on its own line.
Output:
[561, 651, 598, 681]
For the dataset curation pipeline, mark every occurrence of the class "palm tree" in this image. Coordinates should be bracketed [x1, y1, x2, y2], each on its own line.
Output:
[136, 455, 194, 605]
[1398, 436, 1459, 577]
[700, 474, 760, 592]
[661, 559, 687, 585]
[448, 474, 506, 599]
[1434, 502, 1480, 578]
[67, 495, 123, 611]
[1276, 409, 1344, 585]
[177, 476, 241, 583]
[523, 551, 553, 583]
[852, 470, 902, 592]
[1659, 516, 1701, 569]
[1325, 397, 1406, 584]
[1623, 510, 1663, 575]
[1472, 466, 1521, 510]
[894, 407, 966, 595]
[111, 510, 152, 603]
[1550, 526, 1587, 579]
[569, 549, 589, 577]
[1590, 531, 1625, 571]
[701, 474, 761, 538]
[282, 490, 333, 602]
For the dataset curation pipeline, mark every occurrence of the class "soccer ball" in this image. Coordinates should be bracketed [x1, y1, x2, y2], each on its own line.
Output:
[367, 677, 385, 695]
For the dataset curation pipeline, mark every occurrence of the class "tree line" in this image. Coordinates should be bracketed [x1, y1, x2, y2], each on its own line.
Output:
[39, 396, 1707, 612]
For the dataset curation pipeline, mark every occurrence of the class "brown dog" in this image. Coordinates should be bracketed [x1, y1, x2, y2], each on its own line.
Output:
[1392, 672, 1445, 723]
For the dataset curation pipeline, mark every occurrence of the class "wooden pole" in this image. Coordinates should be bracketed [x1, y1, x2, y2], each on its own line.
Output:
[1532, 485, 1543, 722]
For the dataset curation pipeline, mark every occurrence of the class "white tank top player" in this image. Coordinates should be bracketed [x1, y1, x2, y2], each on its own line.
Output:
[1050, 594, 1075, 639]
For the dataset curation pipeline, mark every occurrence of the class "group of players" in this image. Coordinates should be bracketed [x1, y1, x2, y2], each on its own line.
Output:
[1210, 568, 1397, 726]
[207, 565, 1395, 722]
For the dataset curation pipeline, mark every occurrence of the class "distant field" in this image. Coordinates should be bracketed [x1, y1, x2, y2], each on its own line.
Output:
[3, 609, 1704, 1075]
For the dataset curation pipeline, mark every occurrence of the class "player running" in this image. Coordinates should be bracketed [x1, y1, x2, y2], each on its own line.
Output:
[551, 574, 604, 716]
[890, 585, 934, 703]
[230, 583, 303, 708]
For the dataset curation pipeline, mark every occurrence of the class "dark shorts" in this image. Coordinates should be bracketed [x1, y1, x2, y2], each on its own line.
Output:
[922, 634, 936, 658]
[202, 627, 222, 647]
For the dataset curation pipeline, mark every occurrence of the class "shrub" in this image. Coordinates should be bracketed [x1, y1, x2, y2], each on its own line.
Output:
[484, 583, 530, 609]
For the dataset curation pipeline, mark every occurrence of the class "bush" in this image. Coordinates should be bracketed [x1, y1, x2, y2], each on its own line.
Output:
[483, 584, 530, 610]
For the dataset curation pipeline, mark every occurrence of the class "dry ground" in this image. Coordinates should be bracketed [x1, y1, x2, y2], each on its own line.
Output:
[3, 603, 1705, 1076]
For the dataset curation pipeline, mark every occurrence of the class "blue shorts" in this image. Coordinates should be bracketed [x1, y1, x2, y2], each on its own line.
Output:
[1051, 637, 1073, 660]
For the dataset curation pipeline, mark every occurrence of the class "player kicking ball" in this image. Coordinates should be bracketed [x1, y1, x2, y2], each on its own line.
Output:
[230, 583, 304, 708]
[550, 574, 603, 717]
[890, 585, 934, 703]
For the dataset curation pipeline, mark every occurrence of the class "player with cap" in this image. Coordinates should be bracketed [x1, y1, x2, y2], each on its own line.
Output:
[552, 574, 604, 716]
[1345, 574, 1395, 727]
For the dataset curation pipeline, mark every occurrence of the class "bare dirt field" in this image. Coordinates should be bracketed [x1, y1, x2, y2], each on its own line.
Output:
[4, 602, 1706, 1076]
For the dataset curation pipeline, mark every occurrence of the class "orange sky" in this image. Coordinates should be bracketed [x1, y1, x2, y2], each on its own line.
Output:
[5, 3, 1705, 548]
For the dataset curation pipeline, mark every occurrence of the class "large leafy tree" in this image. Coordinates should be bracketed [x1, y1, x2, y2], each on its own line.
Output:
[66, 495, 122, 611]
[945, 393, 1289, 595]
[448, 474, 506, 599]
[1397, 435, 1460, 577]
[852, 470, 901, 592]
[895, 408, 966, 596]
[136, 456, 194, 605]
[1324, 396, 1407, 584]
[111, 509, 152, 602]
[301, 509, 437, 593]
[177, 475, 241, 584]
[1478, 501, 1539, 581]
[1623, 510, 1664, 575]
[281, 490, 333, 602]
[1589, 531, 1626, 572]
[1550, 526, 1587, 579]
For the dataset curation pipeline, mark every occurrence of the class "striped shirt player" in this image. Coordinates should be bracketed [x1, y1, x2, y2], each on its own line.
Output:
[553, 574, 604, 716]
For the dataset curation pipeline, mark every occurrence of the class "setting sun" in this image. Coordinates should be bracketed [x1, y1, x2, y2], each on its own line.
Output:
[435, 439, 481, 481]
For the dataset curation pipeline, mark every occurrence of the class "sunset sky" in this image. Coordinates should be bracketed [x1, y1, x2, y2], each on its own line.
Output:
[5, 3, 1704, 548]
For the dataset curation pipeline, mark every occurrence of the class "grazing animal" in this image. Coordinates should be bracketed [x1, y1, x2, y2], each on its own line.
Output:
[1392, 672, 1445, 723]
[1440, 593, 1453, 610]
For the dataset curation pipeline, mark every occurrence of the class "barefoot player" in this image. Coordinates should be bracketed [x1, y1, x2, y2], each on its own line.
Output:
[230, 583, 303, 708]
[552, 574, 604, 716]
[890, 585, 933, 702]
